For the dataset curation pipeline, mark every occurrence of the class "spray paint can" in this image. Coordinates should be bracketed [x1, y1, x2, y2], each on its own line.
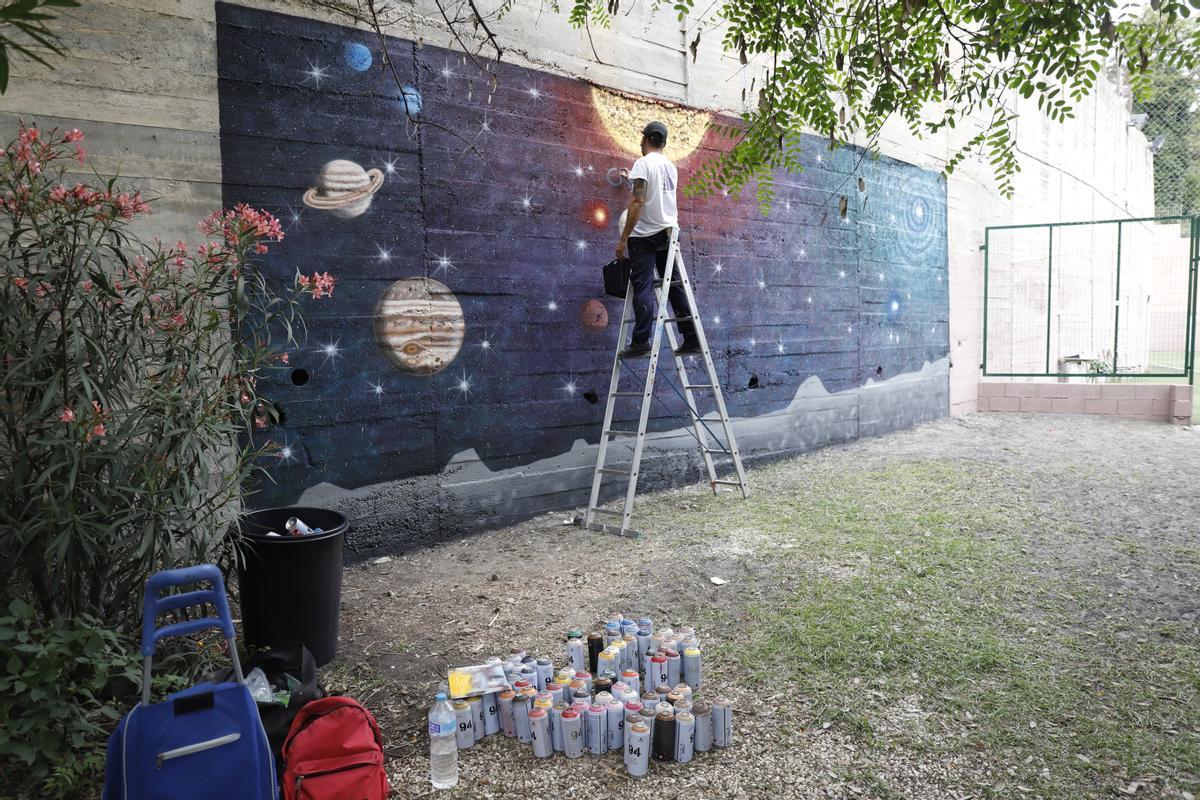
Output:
[604, 621, 621, 646]
[606, 698, 625, 751]
[513, 694, 533, 744]
[545, 683, 563, 706]
[567, 636, 587, 673]
[467, 695, 485, 742]
[655, 684, 672, 704]
[692, 701, 713, 752]
[650, 655, 669, 688]
[513, 679, 531, 694]
[652, 707, 676, 761]
[566, 628, 584, 643]
[572, 688, 591, 708]
[675, 710, 696, 763]
[712, 696, 733, 748]
[622, 634, 638, 669]
[535, 657, 554, 690]
[587, 632, 604, 674]
[498, 690, 516, 737]
[636, 631, 653, 664]
[562, 708, 584, 758]
[529, 708, 552, 758]
[621, 669, 640, 696]
[625, 720, 651, 777]
[620, 618, 638, 636]
[638, 616, 653, 635]
[576, 671, 593, 696]
[673, 699, 693, 720]
[509, 647, 527, 665]
[518, 664, 537, 687]
[597, 647, 619, 679]
[453, 700, 475, 749]
[612, 681, 630, 699]
[586, 703, 608, 755]
[682, 646, 702, 690]
[594, 676, 613, 697]
[666, 689, 685, 709]
[665, 650, 682, 687]
[534, 693, 553, 719]
[284, 517, 316, 536]
[483, 691, 500, 735]
[551, 702, 567, 752]
[673, 683, 694, 703]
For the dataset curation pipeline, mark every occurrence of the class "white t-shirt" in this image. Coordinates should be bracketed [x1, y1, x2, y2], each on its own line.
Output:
[627, 151, 678, 238]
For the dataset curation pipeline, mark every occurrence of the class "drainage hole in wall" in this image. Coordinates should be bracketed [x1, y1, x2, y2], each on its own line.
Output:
[875, 365, 883, 377]
[582, 390, 599, 405]
[747, 374, 760, 389]
[291, 368, 310, 386]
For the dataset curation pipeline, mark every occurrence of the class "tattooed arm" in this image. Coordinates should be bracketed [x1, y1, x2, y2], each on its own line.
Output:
[616, 177, 647, 261]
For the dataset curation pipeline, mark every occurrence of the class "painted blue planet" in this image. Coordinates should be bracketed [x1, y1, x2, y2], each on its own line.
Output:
[401, 85, 422, 117]
[343, 41, 372, 72]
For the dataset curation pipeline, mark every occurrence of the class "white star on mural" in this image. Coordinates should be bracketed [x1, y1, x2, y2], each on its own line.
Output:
[319, 339, 341, 365]
[452, 369, 473, 396]
[302, 60, 329, 87]
[433, 252, 457, 277]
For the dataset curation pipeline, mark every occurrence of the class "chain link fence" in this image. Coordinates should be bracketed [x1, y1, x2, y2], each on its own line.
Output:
[984, 216, 1197, 383]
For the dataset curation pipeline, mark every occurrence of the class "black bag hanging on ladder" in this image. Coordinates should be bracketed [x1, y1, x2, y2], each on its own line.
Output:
[602, 258, 630, 298]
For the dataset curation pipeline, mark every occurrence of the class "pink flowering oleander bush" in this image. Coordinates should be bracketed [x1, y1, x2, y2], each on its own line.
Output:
[0, 125, 339, 621]
[0, 124, 335, 793]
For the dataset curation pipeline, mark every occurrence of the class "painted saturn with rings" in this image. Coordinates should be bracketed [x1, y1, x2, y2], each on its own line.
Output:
[302, 158, 385, 219]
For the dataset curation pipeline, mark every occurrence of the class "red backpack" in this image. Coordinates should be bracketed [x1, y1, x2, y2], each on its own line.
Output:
[281, 696, 388, 800]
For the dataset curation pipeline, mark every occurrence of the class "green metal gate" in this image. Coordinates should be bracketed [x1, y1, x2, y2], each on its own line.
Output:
[983, 216, 1199, 383]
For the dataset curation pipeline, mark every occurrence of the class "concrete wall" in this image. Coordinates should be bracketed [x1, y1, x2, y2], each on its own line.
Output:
[216, 4, 948, 550]
[0, 0, 1157, 549]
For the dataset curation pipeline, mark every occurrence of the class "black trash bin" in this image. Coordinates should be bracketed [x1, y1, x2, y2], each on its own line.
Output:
[236, 507, 347, 666]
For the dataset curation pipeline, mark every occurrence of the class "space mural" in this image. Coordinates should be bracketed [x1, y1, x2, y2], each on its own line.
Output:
[216, 3, 950, 550]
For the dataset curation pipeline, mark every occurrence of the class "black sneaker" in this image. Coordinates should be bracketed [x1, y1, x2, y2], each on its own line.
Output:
[619, 343, 652, 359]
[675, 338, 702, 355]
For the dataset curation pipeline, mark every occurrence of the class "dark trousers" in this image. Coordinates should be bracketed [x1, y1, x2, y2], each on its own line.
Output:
[627, 231, 697, 346]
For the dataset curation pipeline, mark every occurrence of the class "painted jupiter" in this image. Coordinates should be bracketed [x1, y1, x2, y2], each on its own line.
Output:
[374, 277, 465, 375]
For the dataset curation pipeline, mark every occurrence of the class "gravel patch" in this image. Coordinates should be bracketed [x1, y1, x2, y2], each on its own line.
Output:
[329, 412, 1200, 799]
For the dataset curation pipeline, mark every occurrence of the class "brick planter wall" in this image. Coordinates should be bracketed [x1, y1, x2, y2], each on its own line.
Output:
[977, 382, 1193, 424]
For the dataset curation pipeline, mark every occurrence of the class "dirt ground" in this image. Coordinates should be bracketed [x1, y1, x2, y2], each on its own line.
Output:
[329, 412, 1200, 800]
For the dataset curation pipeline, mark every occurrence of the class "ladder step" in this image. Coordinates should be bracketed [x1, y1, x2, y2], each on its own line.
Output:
[701, 447, 730, 455]
[683, 384, 713, 390]
[612, 391, 644, 397]
[665, 316, 695, 323]
[604, 428, 640, 436]
[590, 508, 625, 516]
[711, 479, 744, 486]
[599, 467, 631, 475]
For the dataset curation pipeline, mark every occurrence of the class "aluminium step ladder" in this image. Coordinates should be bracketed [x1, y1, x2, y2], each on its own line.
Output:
[576, 227, 750, 538]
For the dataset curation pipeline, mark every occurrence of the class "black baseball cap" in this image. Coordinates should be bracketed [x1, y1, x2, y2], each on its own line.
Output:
[642, 121, 668, 145]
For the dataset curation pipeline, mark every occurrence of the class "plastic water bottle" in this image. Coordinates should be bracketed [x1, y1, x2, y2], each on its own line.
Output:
[428, 692, 458, 789]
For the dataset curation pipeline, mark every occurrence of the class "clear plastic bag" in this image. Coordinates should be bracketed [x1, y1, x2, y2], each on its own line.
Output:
[447, 662, 509, 699]
[244, 667, 274, 703]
